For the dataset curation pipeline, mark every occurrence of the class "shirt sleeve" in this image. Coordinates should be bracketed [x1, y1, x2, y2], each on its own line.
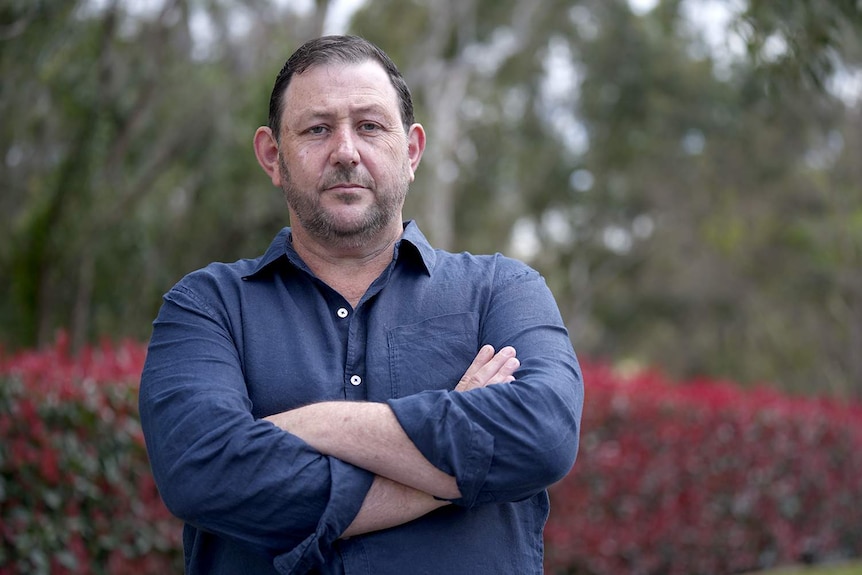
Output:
[138, 277, 373, 573]
[386, 261, 584, 508]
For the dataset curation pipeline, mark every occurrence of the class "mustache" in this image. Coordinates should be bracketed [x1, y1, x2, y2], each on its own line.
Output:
[319, 166, 374, 190]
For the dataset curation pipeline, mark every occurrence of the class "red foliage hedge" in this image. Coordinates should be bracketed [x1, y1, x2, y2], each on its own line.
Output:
[2, 337, 861, 574]
[0, 334, 182, 574]
[545, 362, 862, 574]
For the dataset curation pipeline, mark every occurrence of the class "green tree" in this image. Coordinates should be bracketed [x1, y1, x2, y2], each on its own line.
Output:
[0, 0, 330, 349]
[2, 0, 860, 397]
[351, 0, 862, 396]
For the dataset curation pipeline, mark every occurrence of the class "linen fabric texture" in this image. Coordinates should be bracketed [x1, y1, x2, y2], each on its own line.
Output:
[139, 221, 583, 575]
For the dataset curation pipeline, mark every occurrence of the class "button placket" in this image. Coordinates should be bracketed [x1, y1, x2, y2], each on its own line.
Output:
[341, 302, 366, 399]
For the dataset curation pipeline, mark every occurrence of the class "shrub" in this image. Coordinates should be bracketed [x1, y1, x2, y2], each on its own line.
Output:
[4, 336, 861, 574]
[0, 333, 182, 574]
[545, 362, 862, 575]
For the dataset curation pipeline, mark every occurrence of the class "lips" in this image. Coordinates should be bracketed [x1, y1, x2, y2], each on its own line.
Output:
[328, 182, 365, 190]
[320, 165, 374, 192]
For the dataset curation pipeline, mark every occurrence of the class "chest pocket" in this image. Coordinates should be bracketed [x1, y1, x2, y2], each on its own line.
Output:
[387, 312, 479, 398]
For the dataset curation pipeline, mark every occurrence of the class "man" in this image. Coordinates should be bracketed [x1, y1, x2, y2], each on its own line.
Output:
[139, 35, 583, 575]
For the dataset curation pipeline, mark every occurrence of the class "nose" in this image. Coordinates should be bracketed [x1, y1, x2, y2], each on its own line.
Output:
[330, 126, 360, 167]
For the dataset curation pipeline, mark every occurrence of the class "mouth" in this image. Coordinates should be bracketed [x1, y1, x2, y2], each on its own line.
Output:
[328, 182, 365, 190]
[324, 182, 371, 196]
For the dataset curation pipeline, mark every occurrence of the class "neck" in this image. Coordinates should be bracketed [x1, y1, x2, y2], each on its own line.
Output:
[290, 224, 402, 307]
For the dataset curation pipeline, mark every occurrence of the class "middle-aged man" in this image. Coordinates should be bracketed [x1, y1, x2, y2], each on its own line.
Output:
[139, 35, 584, 575]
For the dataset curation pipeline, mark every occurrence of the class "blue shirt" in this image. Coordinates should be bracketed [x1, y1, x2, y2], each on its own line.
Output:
[139, 221, 583, 575]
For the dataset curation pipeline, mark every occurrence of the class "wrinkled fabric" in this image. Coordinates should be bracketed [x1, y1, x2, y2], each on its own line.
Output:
[139, 221, 583, 575]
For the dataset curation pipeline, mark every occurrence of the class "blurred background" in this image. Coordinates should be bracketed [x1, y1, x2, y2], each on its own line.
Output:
[2, 0, 861, 399]
[4, 3, 862, 573]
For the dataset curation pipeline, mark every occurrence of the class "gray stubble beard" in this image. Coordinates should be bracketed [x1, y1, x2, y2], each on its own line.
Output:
[279, 156, 409, 250]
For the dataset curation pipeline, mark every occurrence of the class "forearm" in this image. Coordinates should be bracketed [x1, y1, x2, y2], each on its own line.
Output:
[141, 290, 379, 558]
[266, 401, 461, 499]
[388, 271, 584, 506]
[340, 475, 449, 538]
[390, 353, 582, 506]
[264, 345, 520, 506]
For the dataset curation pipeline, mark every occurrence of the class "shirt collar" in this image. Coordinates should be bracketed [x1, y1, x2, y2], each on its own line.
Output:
[396, 220, 436, 275]
[243, 220, 436, 280]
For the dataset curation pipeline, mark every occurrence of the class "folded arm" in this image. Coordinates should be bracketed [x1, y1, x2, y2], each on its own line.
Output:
[139, 282, 373, 568]
[266, 345, 520, 536]
[268, 265, 582, 514]
[388, 265, 584, 507]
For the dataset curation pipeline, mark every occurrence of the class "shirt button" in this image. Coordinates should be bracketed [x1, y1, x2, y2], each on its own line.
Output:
[350, 375, 362, 386]
[337, 307, 349, 318]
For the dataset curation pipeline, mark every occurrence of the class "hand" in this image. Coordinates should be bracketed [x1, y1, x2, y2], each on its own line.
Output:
[455, 345, 519, 392]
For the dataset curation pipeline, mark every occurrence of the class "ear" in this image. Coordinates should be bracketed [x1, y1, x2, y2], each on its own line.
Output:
[253, 127, 282, 186]
[406, 123, 426, 181]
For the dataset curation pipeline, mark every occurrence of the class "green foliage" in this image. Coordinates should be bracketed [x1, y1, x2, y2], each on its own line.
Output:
[741, 0, 862, 90]
[757, 563, 862, 575]
[1, 0, 861, 397]
[0, 0, 299, 348]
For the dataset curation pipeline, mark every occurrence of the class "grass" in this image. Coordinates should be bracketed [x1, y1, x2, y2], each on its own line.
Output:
[754, 563, 862, 575]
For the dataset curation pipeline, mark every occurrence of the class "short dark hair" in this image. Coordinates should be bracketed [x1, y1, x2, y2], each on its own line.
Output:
[267, 35, 415, 141]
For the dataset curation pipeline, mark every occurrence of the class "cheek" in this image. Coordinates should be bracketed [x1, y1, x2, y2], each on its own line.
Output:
[296, 148, 312, 162]
[284, 150, 318, 183]
[370, 140, 412, 179]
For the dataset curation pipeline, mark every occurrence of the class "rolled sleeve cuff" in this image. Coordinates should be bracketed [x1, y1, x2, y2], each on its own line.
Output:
[387, 391, 494, 508]
[273, 459, 374, 575]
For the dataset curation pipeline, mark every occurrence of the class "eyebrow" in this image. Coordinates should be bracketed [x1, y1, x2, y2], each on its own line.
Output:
[296, 103, 395, 124]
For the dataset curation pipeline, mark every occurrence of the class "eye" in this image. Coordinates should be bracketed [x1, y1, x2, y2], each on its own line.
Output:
[306, 125, 328, 135]
[359, 122, 380, 132]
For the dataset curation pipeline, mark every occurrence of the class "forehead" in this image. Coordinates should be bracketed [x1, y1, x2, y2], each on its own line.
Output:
[282, 60, 400, 122]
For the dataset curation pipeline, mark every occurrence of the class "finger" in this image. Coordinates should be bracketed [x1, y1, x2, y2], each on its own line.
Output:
[485, 356, 520, 385]
[456, 346, 518, 392]
[474, 346, 516, 382]
[460, 344, 495, 381]
[464, 347, 516, 390]
[494, 357, 520, 382]
[456, 345, 499, 392]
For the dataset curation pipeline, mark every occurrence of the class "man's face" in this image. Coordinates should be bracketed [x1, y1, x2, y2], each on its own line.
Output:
[276, 60, 420, 248]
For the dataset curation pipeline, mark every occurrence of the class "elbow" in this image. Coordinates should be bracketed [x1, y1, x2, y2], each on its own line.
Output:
[160, 485, 197, 523]
[543, 376, 583, 484]
[532, 428, 580, 487]
[146, 435, 240, 524]
[523, 399, 581, 488]
[154, 462, 213, 522]
[526, 387, 582, 487]
[490, 390, 583, 497]
[522, 364, 584, 486]
[142, 434, 220, 523]
[486, 432, 579, 503]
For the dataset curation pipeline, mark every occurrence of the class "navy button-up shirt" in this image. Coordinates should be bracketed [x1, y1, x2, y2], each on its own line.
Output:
[139, 221, 583, 574]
